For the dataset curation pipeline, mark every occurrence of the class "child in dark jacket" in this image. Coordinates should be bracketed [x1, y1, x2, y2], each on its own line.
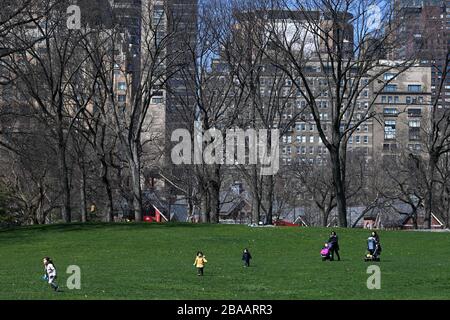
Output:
[242, 248, 252, 267]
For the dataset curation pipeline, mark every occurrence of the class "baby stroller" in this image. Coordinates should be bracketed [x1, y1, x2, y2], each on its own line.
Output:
[321, 243, 333, 261]
[364, 237, 381, 262]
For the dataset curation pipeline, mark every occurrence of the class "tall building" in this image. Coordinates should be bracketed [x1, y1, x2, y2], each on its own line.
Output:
[165, 0, 198, 130]
[391, 0, 449, 108]
[372, 64, 432, 158]
[162, 0, 198, 188]
[111, 0, 143, 92]
[224, 8, 434, 168]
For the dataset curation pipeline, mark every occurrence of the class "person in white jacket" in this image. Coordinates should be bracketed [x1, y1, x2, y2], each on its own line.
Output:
[43, 257, 59, 291]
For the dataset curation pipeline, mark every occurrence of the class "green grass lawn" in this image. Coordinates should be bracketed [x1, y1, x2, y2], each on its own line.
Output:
[0, 223, 449, 300]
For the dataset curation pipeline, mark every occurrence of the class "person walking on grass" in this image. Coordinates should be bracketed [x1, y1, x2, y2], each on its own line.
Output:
[43, 257, 59, 291]
[193, 251, 207, 276]
[370, 231, 382, 255]
[328, 231, 341, 261]
[242, 248, 252, 267]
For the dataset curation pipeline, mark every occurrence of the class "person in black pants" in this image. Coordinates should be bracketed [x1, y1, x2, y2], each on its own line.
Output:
[371, 231, 382, 255]
[242, 248, 252, 267]
[328, 231, 341, 261]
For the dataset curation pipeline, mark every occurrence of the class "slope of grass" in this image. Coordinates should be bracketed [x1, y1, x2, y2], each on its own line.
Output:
[0, 223, 449, 300]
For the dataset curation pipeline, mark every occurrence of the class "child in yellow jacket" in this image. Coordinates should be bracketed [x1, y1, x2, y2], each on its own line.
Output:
[193, 251, 207, 276]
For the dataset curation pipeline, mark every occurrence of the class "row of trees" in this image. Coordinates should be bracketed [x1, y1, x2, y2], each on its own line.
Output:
[0, 0, 449, 228]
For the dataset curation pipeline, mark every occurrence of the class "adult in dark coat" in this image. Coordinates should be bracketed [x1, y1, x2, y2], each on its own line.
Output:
[328, 231, 341, 261]
[242, 248, 252, 267]
[371, 231, 382, 254]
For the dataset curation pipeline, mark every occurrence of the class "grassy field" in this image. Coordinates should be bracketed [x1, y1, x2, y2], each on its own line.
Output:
[0, 223, 449, 300]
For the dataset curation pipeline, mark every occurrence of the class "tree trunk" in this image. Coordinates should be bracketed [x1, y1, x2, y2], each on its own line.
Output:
[413, 211, 418, 230]
[57, 127, 71, 223]
[80, 168, 87, 223]
[208, 165, 221, 224]
[100, 158, 114, 222]
[321, 208, 328, 227]
[264, 175, 274, 225]
[251, 165, 260, 224]
[200, 187, 209, 223]
[424, 154, 438, 229]
[330, 151, 347, 227]
[209, 182, 220, 223]
[130, 142, 143, 221]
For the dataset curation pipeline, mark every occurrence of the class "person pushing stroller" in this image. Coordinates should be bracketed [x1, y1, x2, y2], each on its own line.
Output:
[365, 231, 382, 261]
[328, 231, 340, 261]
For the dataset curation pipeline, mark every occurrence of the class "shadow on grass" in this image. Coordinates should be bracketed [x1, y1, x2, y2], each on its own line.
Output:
[0, 222, 230, 242]
[0, 222, 230, 246]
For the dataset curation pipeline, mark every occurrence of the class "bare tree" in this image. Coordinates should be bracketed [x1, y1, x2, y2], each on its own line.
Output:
[0, 0, 48, 61]
[1, 1, 97, 222]
[80, 2, 186, 221]
[420, 51, 450, 228]
[245, 0, 415, 226]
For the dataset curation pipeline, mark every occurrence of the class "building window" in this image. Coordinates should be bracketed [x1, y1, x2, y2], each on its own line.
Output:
[118, 95, 126, 102]
[406, 96, 412, 104]
[408, 85, 422, 92]
[409, 120, 420, 128]
[309, 136, 314, 143]
[363, 136, 369, 144]
[355, 136, 361, 144]
[118, 82, 126, 90]
[408, 108, 422, 117]
[409, 120, 421, 141]
[151, 97, 163, 104]
[384, 73, 395, 81]
[384, 84, 397, 92]
[383, 107, 398, 116]
[384, 120, 396, 140]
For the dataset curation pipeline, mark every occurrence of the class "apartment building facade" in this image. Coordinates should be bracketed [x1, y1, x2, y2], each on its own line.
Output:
[391, 0, 449, 108]
[372, 64, 432, 157]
